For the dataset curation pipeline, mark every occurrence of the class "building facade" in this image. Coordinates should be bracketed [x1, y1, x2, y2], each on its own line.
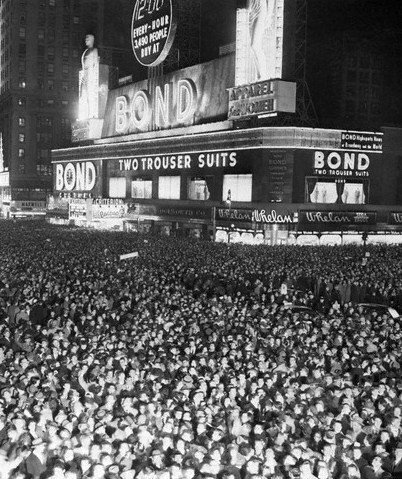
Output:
[0, 0, 108, 217]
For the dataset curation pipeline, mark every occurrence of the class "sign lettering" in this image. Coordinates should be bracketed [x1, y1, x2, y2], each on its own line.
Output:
[55, 162, 96, 192]
[314, 151, 370, 177]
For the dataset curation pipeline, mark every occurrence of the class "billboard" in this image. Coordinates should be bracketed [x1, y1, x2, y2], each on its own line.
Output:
[131, 0, 177, 67]
[228, 79, 296, 119]
[54, 161, 103, 196]
[235, 0, 285, 86]
[299, 210, 377, 230]
[102, 56, 234, 137]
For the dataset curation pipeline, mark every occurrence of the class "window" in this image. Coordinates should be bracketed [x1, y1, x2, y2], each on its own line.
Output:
[19, 164, 25, 174]
[62, 64, 69, 75]
[109, 178, 126, 198]
[47, 79, 54, 90]
[61, 100, 69, 107]
[49, 0, 55, 6]
[38, 29, 45, 40]
[131, 179, 152, 199]
[47, 63, 54, 74]
[19, 27, 25, 38]
[18, 148, 25, 158]
[18, 133, 25, 143]
[19, 79, 26, 89]
[62, 47, 69, 58]
[188, 177, 211, 200]
[19, 44, 26, 55]
[73, 16, 79, 24]
[158, 176, 180, 200]
[222, 174, 252, 202]
[18, 117, 25, 126]
[47, 47, 55, 59]
[62, 82, 68, 91]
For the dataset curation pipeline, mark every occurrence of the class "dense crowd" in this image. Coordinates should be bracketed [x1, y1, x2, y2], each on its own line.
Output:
[0, 221, 402, 479]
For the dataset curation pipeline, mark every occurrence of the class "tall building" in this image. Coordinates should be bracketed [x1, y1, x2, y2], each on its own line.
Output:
[0, 0, 105, 205]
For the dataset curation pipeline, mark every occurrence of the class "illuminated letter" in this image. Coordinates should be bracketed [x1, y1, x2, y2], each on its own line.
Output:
[344, 153, 355, 170]
[55, 164, 64, 190]
[155, 83, 171, 127]
[75, 162, 85, 191]
[116, 96, 129, 133]
[357, 154, 370, 171]
[131, 90, 151, 130]
[85, 162, 96, 190]
[64, 163, 76, 191]
[314, 151, 325, 169]
[327, 152, 342, 170]
[177, 79, 197, 123]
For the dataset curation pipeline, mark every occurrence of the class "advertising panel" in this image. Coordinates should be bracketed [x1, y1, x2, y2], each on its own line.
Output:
[91, 199, 128, 220]
[228, 79, 296, 120]
[216, 206, 297, 225]
[299, 210, 377, 230]
[131, 0, 177, 67]
[69, 198, 92, 221]
[53, 161, 102, 196]
[47, 195, 69, 219]
[389, 212, 402, 226]
[340, 131, 383, 152]
[235, 0, 284, 86]
[102, 55, 234, 138]
[129, 203, 211, 221]
[293, 147, 384, 204]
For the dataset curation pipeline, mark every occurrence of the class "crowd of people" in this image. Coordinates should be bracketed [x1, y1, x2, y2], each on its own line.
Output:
[0, 221, 402, 479]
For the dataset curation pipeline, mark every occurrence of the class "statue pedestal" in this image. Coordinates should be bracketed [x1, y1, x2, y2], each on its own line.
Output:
[72, 118, 104, 143]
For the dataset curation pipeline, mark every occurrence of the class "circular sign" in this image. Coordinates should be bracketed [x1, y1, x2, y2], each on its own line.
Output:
[131, 0, 177, 67]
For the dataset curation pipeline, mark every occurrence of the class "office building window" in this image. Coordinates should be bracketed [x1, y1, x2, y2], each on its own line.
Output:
[19, 27, 25, 39]
[18, 117, 25, 126]
[18, 133, 25, 143]
[18, 148, 25, 158]
[222, 174, 252, 203]
[62, 82, 68, 91]
[47, 63, 54, 74]
[47, 47, 55, 59]
[19, 164, 26, 174]
[62, 47, 69, 58]
[131, 179, 152, 199]
[49, 0, 55, 6]
[109, 178, 126, 198]
[19, 79, 26, 89]
[158, 176, 180, 200]
[62, 64, 69, 75]
[47, 80, 54, 90]
[38, 29, 45, 40]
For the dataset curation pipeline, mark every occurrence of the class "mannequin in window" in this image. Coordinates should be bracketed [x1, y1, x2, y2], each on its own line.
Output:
[79, 34, 99, 119]
[249, 0, 276, 80]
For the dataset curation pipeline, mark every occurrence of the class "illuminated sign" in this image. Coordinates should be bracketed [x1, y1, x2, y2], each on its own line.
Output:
[117, 151, 238, 172]
[69, 198, 91, 221]
[299, 211, 377, 226]
[55, 162, 97, 192]
[92, 199, 128, 219]
[103, 56, 234, 137]
[341, 131, 383, 152]
[313, 151, 370, 177]
[235, 0, 284, 86]
[131, 0, 177, 67]
[216, 207, 297, 224]
[115, 79, 197, 133]
[228, 79, 296, 119]
[389, 212, 402, 225]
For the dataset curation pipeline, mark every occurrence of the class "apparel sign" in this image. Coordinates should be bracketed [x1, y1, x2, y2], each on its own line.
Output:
[131, 0, 177, 67]
[129, 203, 211, 220]
[117, 151, 238, 172]
[340, 131, 383, 152]
[299, 211, 377, 226]
[55, 162, 97, 192]
[228, 80, 296, 120]
[313, 151, 371, 178]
